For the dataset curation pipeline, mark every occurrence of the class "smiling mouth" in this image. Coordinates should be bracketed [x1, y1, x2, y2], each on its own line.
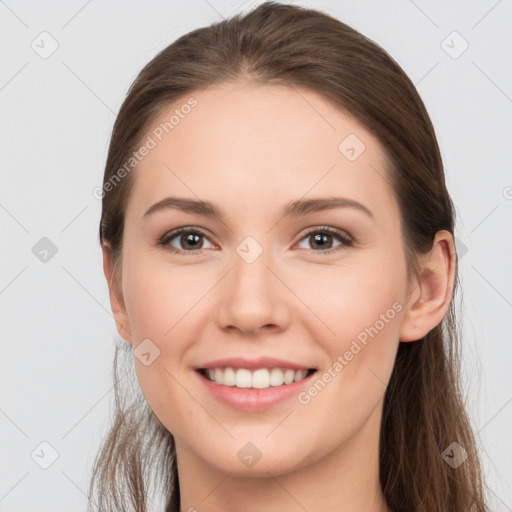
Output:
[197, 367, 317, 389]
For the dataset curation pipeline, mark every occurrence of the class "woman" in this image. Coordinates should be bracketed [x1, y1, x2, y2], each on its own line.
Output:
[90, 2, 489, 511]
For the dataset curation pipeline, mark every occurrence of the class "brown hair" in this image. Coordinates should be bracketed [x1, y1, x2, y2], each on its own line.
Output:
[91, 2, 489, 511]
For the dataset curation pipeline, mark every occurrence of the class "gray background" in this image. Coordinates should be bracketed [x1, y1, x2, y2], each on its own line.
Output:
[1, 0, 511, 510]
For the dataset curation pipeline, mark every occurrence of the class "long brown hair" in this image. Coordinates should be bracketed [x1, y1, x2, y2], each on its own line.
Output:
[90, 2, 489, 511]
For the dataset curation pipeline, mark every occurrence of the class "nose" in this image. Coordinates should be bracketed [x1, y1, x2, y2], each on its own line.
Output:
[214, 244, 291, 336]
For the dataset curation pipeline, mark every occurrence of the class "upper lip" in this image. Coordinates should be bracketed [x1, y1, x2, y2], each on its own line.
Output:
[196, 357, 315, 371]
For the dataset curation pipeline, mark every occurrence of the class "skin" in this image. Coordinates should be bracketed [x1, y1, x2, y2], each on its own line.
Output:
[102, 82, 455, 512]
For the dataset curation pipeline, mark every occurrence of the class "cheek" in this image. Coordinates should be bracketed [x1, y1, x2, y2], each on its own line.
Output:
[288, 269, 404, 439]
[122, 247, 204, 342]
[304, 256, 403, 333]
[122, 253, 207, 425]
[293, 252, 406, 384]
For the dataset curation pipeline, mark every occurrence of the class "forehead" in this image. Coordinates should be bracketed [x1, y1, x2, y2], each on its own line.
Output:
[127, 82, 398, 225]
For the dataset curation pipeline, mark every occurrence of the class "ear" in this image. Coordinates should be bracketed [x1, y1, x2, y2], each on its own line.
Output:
[101, 243, 133, 344]
[399, 230, 456, 342]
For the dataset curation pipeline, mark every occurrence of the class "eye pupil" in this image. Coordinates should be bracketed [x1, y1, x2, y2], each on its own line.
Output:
[182, 233, 202, 249]
[311, 233, 333, 250]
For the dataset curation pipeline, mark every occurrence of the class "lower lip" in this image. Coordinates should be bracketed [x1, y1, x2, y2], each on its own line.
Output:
[195, 370, 317, 412]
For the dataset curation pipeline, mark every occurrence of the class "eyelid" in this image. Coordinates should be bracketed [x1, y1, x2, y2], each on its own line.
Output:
[296, 225, 353, 243]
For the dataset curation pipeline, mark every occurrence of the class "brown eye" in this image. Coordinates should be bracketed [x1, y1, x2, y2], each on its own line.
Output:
[159, 225, 353, 256]
[296, 227, 353, 254]
[160, 228, 214, 254]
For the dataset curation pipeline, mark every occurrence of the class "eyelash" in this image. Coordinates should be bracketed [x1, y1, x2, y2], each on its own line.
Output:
[158, 226, 354, 256]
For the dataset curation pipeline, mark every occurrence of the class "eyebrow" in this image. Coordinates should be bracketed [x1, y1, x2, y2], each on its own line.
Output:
[142, 196, 374, 220]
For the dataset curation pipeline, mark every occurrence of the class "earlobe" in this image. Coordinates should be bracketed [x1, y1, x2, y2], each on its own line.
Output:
[101, 243, 133, 344]
[399, 230, 456, 342]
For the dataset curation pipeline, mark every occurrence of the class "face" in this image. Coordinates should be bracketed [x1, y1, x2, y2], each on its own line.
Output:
[107, 82, 415, 477]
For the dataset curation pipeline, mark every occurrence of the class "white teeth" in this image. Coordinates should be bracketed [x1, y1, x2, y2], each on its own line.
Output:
[294, 369, 308, 382]
[252, 369, 269, 389]
[284, 369, 295, 384]
[203, 367, 312, 389]
[223, 367, 236, 386]
[269, 368, 284, 386]
[235, 368, 252, 388]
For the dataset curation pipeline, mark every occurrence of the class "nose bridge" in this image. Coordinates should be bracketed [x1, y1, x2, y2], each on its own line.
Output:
[232, 233, 277, 303]
[215, 233, 289, 333]
[238, 244, 270, 285]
